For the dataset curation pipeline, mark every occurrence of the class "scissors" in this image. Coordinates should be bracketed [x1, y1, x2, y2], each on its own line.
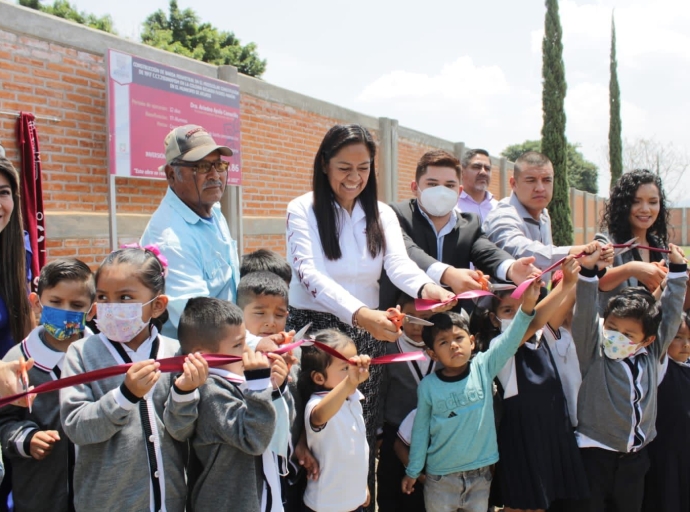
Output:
[18, 356, 31, 413]
[612, 237, 639, 257]
[386, 308, 434, 329]
[277, 323, 312, 370]
[476, 271, 516, 293]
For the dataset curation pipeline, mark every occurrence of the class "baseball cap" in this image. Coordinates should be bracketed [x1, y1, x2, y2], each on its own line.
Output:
[160, 125, 233, 171]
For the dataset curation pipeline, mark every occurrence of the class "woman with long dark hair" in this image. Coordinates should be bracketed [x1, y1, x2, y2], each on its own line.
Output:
[596, 169, 680, 311]
[286, 124, 453, 509]
[0, 157, 33, 356]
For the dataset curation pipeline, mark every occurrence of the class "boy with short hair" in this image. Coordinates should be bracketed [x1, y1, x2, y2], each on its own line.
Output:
[0, 258, 96, 511]
[241, 249, 292, 286]
[237, 271, 297, 510]
[402, 279, 541, 511]
[179, 297, 280, 512]
[237, 271, 290, 338]
[570, 243, 688, 511]
[377, 294, 434, 511]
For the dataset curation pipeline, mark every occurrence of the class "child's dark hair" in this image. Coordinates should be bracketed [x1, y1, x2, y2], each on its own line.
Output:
[297, 329, 353, 405]
[236, 271, 289, 310]
[38, 258, 96, 302]
[603, 286, 662, 339]
[95, 247, 168, 330]
[469, 291, 512, 352]
[178, 297, 244, 354]
[422, 312, 471, 351]
[397, 293, 415, 310]
[240, 249, 291, 285]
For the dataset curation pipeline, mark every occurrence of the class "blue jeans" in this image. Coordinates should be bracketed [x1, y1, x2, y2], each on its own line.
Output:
[423, 465, 492, 512]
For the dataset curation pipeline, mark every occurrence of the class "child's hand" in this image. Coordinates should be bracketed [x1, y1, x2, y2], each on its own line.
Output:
[668, 243, 687, 265]
[346, 355, 371, 388]
[124, 359, 161, 398]
[267, 353, 288, 390]
[174, 352, 209, 392]
[521, 278, 542, 314]
[255, 336, 280, 353]
[597, 243, 615, 270]
[294, 432, 320, 480]
[242, 347, 270, 372]
[561, 256, 581, 286]
[30, 430, 60, 460]
[579, 241, 602, 269]
[402, 475, 417, 494]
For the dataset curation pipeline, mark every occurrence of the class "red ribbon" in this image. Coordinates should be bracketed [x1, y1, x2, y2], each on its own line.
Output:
[414, 290, 495, 311]
[0, 339, 425, 409]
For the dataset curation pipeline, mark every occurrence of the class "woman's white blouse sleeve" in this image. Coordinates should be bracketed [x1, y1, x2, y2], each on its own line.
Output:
[286, 197, 366, 324]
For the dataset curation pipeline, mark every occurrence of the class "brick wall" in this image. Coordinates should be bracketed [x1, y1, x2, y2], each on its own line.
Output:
[3, 12, 683, 275]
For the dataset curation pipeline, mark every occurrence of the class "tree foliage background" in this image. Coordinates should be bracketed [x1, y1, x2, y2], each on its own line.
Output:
[608, 13, 623, 190]
[622, 137, 689, 194]
[18, 0, 266, 77]
[541, 0, 572, 246]
[141, 1, 266, 77]
[19, 0, 116, 33]
[501, 140, 598, 194]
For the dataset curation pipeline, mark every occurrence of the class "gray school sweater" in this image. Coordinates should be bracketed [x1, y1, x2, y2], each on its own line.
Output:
[0, 327, 73, 511]
[572, 265, 687, 453]
[60, 333, 198, 512]
[189, 371, 276, 512]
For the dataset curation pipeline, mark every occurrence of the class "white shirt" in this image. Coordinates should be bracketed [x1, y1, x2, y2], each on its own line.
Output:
[303, 390, 368, 512]
[542, 324, 582, 427]
[418, 205, 513, 283]
[457, 190, 498, 223]
[397, 408, 417, 446]
[287, 193, 431, 324]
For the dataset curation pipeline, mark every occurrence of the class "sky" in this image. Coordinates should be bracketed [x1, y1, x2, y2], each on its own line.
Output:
[65, 0, 690, 202]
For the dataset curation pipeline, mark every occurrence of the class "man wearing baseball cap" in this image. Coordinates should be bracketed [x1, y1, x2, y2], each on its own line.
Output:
[140, 124, 240, 338]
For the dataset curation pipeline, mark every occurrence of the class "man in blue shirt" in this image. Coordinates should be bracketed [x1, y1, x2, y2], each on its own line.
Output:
[140, 125, 240, 338]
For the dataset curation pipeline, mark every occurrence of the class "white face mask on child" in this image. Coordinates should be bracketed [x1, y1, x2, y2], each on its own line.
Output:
[95, 297, 158, 343]
[602, 329, 640, 360]
[499, 318, 513, 333]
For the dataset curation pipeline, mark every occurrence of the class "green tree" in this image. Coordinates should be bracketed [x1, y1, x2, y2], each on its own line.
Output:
[18, 0, 116, 33]
[141, 0, 266, 78]
[541, 0, 572, 245]
[608, 12, 623, 190]
[501, 140, 598, 194]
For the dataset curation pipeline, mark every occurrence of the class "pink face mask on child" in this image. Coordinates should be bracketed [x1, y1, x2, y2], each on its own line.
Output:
[95, 297, 158, 343]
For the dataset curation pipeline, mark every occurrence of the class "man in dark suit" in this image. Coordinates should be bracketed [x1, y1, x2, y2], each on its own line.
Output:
[379, 150, 537, 309]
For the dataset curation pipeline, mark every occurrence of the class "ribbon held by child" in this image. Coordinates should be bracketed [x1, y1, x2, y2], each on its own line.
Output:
[0, 339, 426, 409]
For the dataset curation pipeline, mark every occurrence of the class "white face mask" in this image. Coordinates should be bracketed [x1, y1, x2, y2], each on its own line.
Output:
[499, 317, 513, 333]
[95, 297, 158, 343]
[602, 329, 641, 360]
[419, 186, 459, 217]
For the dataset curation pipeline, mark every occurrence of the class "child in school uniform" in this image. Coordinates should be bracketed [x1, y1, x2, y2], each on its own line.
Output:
[541, 269, 582, 427]
[237, 271, 296, 510]
[569, 243, 688, 512]
[471, 256, 591, 512]
[59, 247, 209, 512]
[643, 311, 690, 512]
[0, 259, 96, 511]
[377, 293, 434, 512]
[179, 296, 283, 512]
[298, 329, 372, 512]
[402, 274, 559, 512]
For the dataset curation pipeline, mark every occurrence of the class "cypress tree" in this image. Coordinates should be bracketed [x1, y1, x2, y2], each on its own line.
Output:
[541, 0, 572, 245]
[608, 12, 623, 189]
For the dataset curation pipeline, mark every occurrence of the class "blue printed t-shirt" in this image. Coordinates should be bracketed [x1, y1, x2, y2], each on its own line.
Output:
[406, 308, 533, 478]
